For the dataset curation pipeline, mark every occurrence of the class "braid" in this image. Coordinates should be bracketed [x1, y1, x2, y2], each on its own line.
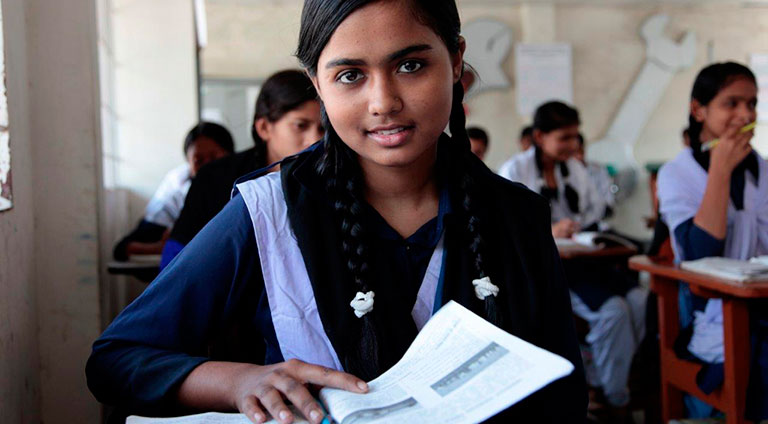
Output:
[316, 105, 380, 381]
[448, 81, 500, 326]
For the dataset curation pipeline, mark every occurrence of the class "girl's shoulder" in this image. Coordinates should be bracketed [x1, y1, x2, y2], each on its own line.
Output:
[658, 148, 701, 182]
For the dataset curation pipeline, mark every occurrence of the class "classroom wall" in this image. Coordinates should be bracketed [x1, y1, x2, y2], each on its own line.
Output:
[0, 0, 105, 422]
[0, 0, 42, 421]
[201, 0, 768, 239]
[106, 0, 199, 201]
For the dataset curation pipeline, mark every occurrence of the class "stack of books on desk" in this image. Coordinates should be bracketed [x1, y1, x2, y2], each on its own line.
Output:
[681, 257, 768, 283]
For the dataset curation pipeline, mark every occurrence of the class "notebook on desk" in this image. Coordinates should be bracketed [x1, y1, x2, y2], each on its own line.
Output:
[680, 257, 768, 283]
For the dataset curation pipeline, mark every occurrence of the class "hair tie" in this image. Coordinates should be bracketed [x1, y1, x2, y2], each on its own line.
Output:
[350, 291, 375, 318]
[472, 276, 499, 300]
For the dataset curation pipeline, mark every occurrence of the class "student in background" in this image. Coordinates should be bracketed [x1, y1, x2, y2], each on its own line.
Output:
[112, 122, 234, 261]
[519, 125, 533, 152]
[87, 0, 586, 422]
[498, 101, 646, 417]
[161, 69, 324, 268]
[467, 126, 489, 160]
[657, 62, 767, 420]
[574, 133, 615, 220]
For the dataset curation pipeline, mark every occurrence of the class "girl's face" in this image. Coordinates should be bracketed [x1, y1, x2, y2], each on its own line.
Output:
[311, 0, 464, 171]
[693, 77, 757, 141]
[535, 125, 579, 163]
[256, 100, 324, 164]
[186, 136, 230, 176]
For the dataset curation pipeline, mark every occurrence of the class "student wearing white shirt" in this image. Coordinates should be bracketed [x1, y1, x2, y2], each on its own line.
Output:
[113, 123, 234, 260]
[499, 101, 647, 414]
[657, 62, 768, 420]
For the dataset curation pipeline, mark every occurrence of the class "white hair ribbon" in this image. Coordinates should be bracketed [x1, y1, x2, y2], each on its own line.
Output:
[472, 276, 499, 300]
[350, 291, 375, 318]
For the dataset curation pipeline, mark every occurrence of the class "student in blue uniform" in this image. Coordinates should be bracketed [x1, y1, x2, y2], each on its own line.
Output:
[498, 101, 647, 414]
[657, 62, 768, 420]
[86, 1, 587, 423]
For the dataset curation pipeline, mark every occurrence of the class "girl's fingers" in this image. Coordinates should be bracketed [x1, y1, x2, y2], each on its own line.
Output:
[257, 387, 293, 424]
[272, 376, 325, 424]
[289, 361, 368, 394]
[241, 396, 268, 424]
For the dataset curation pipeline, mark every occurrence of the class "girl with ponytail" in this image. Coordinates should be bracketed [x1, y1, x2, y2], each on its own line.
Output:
[657, 62, 768, 420]
[499, 101, 648, 413]
[87, 1, 586, 423]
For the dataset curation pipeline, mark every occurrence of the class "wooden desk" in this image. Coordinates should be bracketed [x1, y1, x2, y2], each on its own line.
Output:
[558, 244, 637, 260]
[629, 255, 768, 424]
[107, 255, 161, 283]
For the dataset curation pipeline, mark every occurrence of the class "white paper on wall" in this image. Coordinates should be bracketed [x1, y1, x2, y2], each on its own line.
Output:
[751, 54, 768, 124]
[514, 43, 573, 117]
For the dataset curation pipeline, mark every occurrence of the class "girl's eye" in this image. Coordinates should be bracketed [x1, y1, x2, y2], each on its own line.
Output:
[337, 70, 363, 84]
[294, 122, 308, 130]
[398, 60, 423, 74]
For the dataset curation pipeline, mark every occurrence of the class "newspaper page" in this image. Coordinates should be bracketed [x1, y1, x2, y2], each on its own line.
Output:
[127, 408, 308, 424]
[319, 301, 574, 424]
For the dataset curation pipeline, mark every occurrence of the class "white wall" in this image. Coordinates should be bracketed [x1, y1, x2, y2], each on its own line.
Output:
[0, 0, 41, 421]
[108, 0, 199, 201]
[202, 0, 768, 239]
[0, 0, 105, 422]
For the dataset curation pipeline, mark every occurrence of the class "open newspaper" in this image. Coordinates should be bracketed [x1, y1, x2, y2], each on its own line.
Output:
[127, 301, 574, 424]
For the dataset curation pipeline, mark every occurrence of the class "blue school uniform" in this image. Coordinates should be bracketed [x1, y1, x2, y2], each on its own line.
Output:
[87, 137, 587, 422]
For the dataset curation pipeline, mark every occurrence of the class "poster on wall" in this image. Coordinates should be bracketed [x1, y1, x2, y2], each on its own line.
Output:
[514, 43, 573, 117]
[751, 54, 768, 124]
[0, 1, 11, 213]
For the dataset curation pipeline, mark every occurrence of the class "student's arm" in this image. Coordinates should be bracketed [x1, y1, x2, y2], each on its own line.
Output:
[89, 196, 366, 423]
[693, 125, 753, 239]
[113, 219, 168, 261]
[88, 196, 260, 412]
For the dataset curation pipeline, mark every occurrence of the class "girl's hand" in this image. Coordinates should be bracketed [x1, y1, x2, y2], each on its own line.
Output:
[709, 123, 754, 176]
[232, 359, 368, 424]
[552, 219, 580, 239]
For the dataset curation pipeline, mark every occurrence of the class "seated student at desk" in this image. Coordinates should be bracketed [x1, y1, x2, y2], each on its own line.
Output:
[499, 101, 647, 416]
[657, 62, 768, 420]
[113, 122, 234, 261]
[161, 70, 324, 268]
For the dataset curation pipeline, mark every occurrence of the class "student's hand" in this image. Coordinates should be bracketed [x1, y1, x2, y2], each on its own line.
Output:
[232, 359, 368, 424]
[709, 123, 754, 176]
[552, 219, 580, 239]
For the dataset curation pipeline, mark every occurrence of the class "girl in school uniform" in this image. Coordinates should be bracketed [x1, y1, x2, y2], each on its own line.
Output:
[86, 1, 587, 423]
[499, 101, 647, 413]
[657, 62, 767, 419]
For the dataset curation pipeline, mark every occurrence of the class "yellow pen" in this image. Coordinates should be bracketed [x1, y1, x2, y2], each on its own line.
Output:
[701, 121, 757, 152]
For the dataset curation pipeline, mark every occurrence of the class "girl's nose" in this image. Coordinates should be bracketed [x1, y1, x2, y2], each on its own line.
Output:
[367, 77, 403, 116]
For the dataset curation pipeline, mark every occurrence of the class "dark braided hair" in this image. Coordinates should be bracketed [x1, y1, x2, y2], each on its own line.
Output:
[296, 0, 497, 379]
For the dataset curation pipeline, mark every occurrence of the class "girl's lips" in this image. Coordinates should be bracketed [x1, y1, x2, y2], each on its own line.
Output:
[365, 126, 414, 147]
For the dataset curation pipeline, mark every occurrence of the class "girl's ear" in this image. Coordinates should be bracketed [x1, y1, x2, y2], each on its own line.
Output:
[533, 129, 545, 146]
[453, 36, 467, 83]
[255, 117, 271, 143]
[691, 99, 707, 123]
